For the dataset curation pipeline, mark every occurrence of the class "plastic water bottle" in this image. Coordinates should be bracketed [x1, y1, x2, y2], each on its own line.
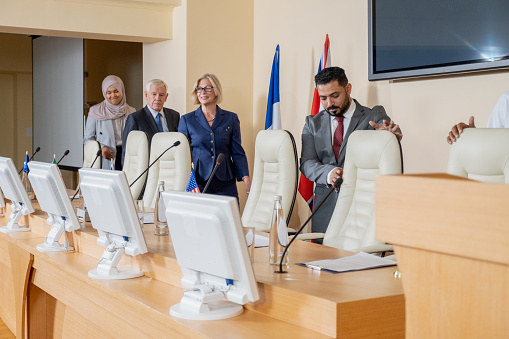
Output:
[269, 195, 288, 265]
[154, 181, 168, 236]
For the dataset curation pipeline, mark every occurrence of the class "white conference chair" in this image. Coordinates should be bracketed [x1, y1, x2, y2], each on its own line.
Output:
[447, 128, 509, 183]
[83, 141, 101, 169]
[123, 131, 149, 200]
[298, 130, 402, 256]
[144, 132, 191, 208]
[242, 130, 298, 232]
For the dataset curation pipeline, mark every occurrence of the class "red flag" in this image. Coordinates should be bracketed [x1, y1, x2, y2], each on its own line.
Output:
[298, 34, 331, 210]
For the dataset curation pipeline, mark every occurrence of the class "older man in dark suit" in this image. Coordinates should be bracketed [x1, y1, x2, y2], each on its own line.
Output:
[122, 79, 180, 163]
[300, 67, 402, 238]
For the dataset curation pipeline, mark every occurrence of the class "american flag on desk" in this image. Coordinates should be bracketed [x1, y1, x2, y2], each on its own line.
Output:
[186, 167, 201, 193]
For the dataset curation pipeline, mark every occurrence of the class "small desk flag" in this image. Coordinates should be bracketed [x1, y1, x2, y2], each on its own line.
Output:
[186, 168, 201, 193]
[23, 151, 30, 174]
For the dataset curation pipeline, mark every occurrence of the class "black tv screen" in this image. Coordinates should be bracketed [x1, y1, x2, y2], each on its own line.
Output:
[369, 0, 509, 80]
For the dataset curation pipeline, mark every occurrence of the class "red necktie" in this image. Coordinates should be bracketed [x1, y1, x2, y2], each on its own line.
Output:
[333, 116, 344, 162]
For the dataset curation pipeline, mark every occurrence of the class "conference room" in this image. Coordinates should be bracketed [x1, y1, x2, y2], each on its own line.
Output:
[0, 0, 507, 338]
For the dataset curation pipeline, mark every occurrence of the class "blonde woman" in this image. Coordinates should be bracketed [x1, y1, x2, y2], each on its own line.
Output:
[178, 73, 250, 198]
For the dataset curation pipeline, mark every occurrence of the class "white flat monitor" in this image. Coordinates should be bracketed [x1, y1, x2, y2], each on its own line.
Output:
[0, 157, 35, 233]
[162, 191, 259, 321]
[28, 161, 81, 252]
[79, 168, 148, 280]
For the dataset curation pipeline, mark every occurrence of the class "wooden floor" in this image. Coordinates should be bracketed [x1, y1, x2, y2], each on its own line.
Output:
[0, 318, 14, 339]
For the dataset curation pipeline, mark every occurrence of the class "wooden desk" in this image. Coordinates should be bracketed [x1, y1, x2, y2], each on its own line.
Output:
[376, 174, 509, 338]
[0, 202, 404, 338]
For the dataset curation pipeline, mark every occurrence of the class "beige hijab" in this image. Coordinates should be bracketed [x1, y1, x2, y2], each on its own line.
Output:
[88, 75, 135, 121]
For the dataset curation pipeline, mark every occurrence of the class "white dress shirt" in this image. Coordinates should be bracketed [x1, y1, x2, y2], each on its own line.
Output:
[327, 100, 356, 184]
[147, 106, 169, 132]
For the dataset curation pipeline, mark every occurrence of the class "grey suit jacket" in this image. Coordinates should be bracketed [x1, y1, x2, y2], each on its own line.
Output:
[300, 99, 399, 234]
[83, 116, 121, 170]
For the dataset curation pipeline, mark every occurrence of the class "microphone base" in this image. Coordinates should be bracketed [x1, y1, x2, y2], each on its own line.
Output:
[273, 270, 288, 274]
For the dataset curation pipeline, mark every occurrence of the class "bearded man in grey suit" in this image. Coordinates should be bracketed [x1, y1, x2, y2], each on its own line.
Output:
[300, 67, 402, 239]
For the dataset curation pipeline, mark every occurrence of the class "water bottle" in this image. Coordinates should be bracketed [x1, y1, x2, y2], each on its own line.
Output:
[269, 195, 288, 265]
[154, 181, 168, 236]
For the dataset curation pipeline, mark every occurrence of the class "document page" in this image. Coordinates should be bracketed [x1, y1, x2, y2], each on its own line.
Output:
[254, 234, 269, 247]
[300, 252, 396, 273]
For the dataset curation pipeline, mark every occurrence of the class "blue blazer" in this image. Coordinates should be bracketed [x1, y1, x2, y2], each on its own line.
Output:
[122, 106, 180, 163]
[178, 106, 249, 183]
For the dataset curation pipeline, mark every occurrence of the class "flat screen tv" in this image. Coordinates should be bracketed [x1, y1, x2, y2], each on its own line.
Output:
[368, 0, 509, 80]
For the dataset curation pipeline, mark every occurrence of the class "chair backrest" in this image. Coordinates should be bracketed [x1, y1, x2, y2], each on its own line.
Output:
[83, 141, 101, 169]
[242, 130, 297, 232]
[323, 130, 402, 251]
[123, 131, 149, 200]
[447, 128, 509, 183]
[144, 132, 191, 208]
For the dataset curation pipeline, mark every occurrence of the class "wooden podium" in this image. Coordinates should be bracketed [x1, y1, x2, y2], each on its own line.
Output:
[376, 174, 509, 338]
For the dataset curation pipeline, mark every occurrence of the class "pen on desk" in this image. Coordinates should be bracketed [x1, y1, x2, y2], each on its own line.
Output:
[306, 264, 322, 271]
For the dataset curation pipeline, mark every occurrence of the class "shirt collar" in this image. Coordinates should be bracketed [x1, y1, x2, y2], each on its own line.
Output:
[329, 98, 356, 121]
[147, 105, 163, 118]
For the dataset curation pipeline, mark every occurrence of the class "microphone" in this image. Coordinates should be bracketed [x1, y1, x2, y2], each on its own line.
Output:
[275, 177, 343, 274]
[70, 149, 102, 202]
[202, 153, 225, 194]
[19, 147, 41, 174]
[129, 140, 180, 188]
[57, 150, 70, 165]
[29, 147, 41, 161]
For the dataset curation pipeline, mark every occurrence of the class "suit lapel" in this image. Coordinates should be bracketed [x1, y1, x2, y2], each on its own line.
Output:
[194, 106, 213, 132]
[143, 106, 159, 134]
[211, 106, 225, 131]
[337, 100, 365, 166]
[318, 111, 336, 164]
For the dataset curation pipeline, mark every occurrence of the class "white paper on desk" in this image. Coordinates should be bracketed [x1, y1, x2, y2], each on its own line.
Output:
[254, 234, 269, 248]
[303, 252, 396, 273]
[141, 212, 154, 224]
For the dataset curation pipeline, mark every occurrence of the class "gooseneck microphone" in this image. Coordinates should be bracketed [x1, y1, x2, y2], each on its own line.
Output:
[30, 147, 41, 161]
[202, 153, 225, 194]
[19, 147, 42, 174]
[275, 177, 343, 274]
[70, 149, 102, 202]
[129, 140, 181, 188]
[57, 150, 70, 165]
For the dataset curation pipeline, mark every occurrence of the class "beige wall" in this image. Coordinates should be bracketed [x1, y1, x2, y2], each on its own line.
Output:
[143, 1, 188, 115]
[253, 0, 509, 226]
[0, 33, 32, 168]
[143, 0, 254, 209]
[187, 0, 254, 208]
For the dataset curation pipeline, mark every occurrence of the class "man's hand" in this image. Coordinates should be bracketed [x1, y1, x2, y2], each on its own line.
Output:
[447, 116, 476, 144]
[329, 167, 343, 185]
[102, 146, 114, 160]
[369, 120, 403, 139]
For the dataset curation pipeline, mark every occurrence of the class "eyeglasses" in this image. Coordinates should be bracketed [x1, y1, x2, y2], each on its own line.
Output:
[196, 86, 214, 93]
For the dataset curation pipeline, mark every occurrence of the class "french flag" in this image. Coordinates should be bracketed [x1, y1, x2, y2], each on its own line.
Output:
[265, 45, 281, 130]
[298, 34, 331, 210]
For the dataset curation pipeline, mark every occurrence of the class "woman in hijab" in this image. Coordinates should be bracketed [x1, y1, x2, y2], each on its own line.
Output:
[84, 75, 136, 170]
